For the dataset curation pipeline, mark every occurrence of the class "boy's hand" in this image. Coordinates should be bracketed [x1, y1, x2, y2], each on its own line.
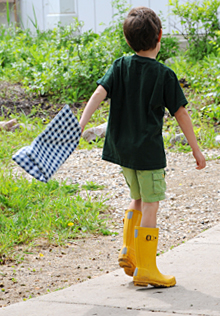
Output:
[193, 149, 206, 170]
[79, 123, 84, 134]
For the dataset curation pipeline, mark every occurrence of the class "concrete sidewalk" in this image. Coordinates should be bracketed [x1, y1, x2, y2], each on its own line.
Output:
[1, 225, 220, 316]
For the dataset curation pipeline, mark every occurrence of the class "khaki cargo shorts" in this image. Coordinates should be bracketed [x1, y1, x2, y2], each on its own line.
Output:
[121, 167, 166, 203]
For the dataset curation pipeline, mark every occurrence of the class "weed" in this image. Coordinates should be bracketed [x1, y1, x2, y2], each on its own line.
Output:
[0, 172, 110, 261]
[81, 182, 105, 191]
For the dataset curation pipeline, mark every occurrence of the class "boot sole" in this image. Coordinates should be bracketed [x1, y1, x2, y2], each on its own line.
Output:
[119, 258, 132, 269]
[118, 257, 136, 276]
[124, 267, 134, 277]
[133, 280, 176, 288]
[118, 256, 135, 269]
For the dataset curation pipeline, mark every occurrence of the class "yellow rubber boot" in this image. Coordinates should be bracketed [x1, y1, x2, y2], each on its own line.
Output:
[118, 209, 142, 276]
[133, 227, 176, 287]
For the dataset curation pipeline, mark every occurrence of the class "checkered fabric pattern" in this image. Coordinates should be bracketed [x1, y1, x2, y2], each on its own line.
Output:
[12, 104, 81, 183]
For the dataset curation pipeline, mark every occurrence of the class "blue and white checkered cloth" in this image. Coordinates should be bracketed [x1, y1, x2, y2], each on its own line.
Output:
[12, 104, 81, 183]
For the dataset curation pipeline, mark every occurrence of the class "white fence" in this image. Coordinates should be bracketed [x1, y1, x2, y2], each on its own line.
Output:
[0, 0, 192, 34]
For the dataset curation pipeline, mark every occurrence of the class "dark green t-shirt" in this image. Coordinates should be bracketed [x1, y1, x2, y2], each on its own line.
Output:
[97, 54, 188, 170]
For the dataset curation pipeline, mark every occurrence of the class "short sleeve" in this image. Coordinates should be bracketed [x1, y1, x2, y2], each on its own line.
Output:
[164, 70, 188, 116]
[96, 64, 114, 98]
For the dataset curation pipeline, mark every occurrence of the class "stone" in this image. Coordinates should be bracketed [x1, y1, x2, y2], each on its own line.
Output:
[215, 135, 220, 143]
[0, 120, 35, 132]
[10, 123, 35, 132]
[0, 119, 17, 131]
[170, 133, 188, 145]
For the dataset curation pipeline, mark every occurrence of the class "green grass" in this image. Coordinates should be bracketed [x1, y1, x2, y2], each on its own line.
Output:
[0, 172, 110, 262]
[162, 91, 220, 152]
[0, 113, 45, 168]
[81, 181, 105, 191]
[0, 102, 112, 263]
[163, 118, 220, 152]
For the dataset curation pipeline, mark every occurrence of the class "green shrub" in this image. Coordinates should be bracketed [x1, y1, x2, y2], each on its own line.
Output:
[0, 0, 183, 102]
[169, 0, 220, 60]
[170, 54, 220, 124]
[158, 35, 180, 62]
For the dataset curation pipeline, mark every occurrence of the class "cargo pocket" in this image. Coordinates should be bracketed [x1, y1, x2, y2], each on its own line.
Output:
[153, 171, 166, 195]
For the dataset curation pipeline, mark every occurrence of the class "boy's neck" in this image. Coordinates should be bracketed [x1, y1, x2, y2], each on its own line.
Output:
[136, 49, 157, 59]
[136, 43, 160, 59]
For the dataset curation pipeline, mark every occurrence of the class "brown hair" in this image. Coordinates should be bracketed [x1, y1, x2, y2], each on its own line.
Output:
[123, 7, 162, 52]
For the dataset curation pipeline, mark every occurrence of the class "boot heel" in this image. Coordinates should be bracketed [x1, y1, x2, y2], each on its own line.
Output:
[119, 256, 135, 269]
[118, 209, 142, 277]
[119, 258, 132, 269]
[133, 280, 149, 287]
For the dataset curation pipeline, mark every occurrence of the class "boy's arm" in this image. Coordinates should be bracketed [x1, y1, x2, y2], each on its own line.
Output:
[174, 106, 206, 170]
[79, 85, 107, 132]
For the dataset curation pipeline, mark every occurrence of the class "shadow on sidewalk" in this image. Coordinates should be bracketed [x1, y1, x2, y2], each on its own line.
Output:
[134, 283, 220, 314]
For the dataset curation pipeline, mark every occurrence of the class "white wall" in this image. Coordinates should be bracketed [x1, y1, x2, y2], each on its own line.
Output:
[0, 0, 194, 34]
[77, 0, 172, 34]
[19, 0, 48, 31]
[76, 0, 113, 33]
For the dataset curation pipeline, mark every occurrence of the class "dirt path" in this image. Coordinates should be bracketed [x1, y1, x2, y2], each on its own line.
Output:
[0, 148, 220, 307]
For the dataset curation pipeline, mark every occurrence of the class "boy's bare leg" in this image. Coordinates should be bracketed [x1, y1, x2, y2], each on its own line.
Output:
[128, 199, 142, 212]
[140, 201, 159, 228]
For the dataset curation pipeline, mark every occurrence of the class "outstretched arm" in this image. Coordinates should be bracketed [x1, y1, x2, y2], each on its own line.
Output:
[79, 85, 107, 132]
[174, 106, 206, 170]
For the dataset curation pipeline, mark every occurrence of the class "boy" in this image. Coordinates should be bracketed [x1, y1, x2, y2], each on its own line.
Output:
[79, 7, 206, 287]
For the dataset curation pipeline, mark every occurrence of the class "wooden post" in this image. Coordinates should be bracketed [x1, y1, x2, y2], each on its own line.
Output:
[14, 0, 17, 23]
[0, 0, 17, 24]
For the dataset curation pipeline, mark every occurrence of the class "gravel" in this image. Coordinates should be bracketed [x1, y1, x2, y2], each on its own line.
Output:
[0, 147, 219, 307]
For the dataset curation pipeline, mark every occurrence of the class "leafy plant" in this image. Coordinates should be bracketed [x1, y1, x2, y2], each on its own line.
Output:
[157, 35, 180, 62]
[201, 103, 220, 123]
[169, 0, 220, 60]
[0, 0, 184, 102]
[157, 12, 180, 62]
[170, 54, 220, 118]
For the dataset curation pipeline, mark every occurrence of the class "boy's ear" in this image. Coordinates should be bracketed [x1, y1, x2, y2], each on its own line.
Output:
[125, 38, 131, 48]
[158, 29, 162, 42]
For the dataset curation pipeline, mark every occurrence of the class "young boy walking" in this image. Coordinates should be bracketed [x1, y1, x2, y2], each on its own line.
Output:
[79, 7, 206, 287]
